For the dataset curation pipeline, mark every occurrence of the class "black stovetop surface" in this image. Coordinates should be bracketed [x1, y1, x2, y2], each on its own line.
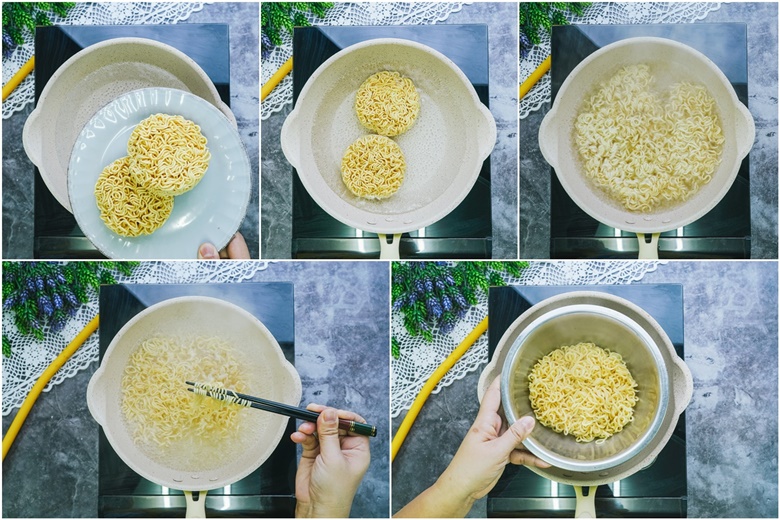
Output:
[486, 284, 687, 518]
[33, 24, 230, 259]
[549, 23, 751, 259]
[291, 24, 493, 259]
[97, 283, 296, 518]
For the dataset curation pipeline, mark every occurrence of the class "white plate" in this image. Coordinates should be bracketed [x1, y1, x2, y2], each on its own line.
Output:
[23, 37, 235, 213]
[68, 87, 251, 259]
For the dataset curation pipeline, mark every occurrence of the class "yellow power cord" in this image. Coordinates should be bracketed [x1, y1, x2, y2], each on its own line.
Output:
[2, 56, 35, 101]
[2, 314, 100, 460]
[519, 55, 551, 100]
[261, 56, 293, 101]
[392, 316, 489, 461]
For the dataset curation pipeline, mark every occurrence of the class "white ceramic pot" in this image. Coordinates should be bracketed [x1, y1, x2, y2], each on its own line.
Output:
[281, 38, 496, 258]
[539, 37, 755, 259]
[87, 296, 301, 517]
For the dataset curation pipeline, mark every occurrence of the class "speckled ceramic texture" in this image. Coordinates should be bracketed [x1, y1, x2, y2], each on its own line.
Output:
[87, 296, 302, 493]
[539, 37, 754, 236]
[22, 37, 234, 213]
[281, 38, 496, 235]
[68, 87, 251, 259]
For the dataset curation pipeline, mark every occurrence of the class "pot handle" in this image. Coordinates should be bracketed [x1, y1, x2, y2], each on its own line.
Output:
[378, 233, 401, 259]
[574, 485, 597, 518]
[280, 107, 302, 169]
[184, 490, 207, 518]
[670, 355, 694, 416]
[636, 233, 660, 260]
[734, 101, 756, 160]
[477, 357, 499, 403]
[475, 103, 497, 161]
[538, 106, 559, 171]
[22, 106, 44, 169]
[86, 367, 108, 426]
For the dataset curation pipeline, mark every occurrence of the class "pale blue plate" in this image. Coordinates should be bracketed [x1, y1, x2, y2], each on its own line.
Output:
[68, 87, 251, 259]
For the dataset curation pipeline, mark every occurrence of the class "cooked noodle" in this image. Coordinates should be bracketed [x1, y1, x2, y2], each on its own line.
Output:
[120, 336, 249, 463]
[528, 342, 639, 443]
[128, 113, 211, 197]
[355, 71, 420, 137]
[94, 156, 173, 237]
[341, 134, 406, 199]
[574, 64, 725, 212]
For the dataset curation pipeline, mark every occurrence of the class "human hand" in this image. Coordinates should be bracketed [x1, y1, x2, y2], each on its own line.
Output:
[435, 376, 550, 505]
[198, 232, 250, 259]
[292, 404, 371, 518]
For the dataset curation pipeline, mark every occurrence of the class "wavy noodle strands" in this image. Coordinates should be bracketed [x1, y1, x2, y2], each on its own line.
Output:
[528, 342, 639, 443]
[574, 64, 725, 212]
[128, 113, 211, 197]
[341, 134, 406, 199]
[355, 71, 420, 137]
[94, 156, 173, 237]
[120, 336, 249, 468]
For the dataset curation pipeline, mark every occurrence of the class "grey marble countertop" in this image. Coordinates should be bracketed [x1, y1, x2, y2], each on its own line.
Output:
[1, 2, 260, 259]
[2, 261, 389, 518]
[520, 2, 778, 259]
[261, 2, 519, 259]
[391, 261, 778, 517]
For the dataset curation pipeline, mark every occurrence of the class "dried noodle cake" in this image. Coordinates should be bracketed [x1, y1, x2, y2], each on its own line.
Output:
[94, 156, 174, 237]
[355, 71, 420, 137]
[127, 113, 211, 197]
[341, 135, 406, 199]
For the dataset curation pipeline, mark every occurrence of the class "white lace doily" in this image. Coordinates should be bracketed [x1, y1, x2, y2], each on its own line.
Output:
[519, 2, 721, 119]
[391, 261, 663, 417]
[262, 2, 467, 120]
[2, 261, 270, 416]
[2, 2, 207, 120]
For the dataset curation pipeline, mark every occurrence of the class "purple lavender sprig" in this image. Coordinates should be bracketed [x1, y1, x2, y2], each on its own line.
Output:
[391, 262, 530, 357]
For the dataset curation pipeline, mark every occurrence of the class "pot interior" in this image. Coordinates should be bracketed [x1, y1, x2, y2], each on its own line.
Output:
[549, 38, 748, 233]
[91, 297, 300, 491]
[290, 39, 493, 233]
[505, 306, 665, 469]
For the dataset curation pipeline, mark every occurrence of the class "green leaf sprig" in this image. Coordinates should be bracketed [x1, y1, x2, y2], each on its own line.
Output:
[519, 2, 591, 58]
[2, 3, 75, 56]
[261, 2, 333, 58]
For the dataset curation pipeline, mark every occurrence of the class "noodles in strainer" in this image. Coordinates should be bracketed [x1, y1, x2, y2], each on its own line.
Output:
[574, 64, 725, 212]
[528, 342, 639, 443]
[355, 71, 420, 137]
[127, 113, 211, 197]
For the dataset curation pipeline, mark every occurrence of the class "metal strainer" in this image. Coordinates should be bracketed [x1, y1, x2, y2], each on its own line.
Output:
[499, 304, 669, 473]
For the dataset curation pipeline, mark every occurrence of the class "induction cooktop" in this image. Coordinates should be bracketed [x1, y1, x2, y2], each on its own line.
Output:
[97, 283, 296, 517]
[487, 284, 687, 517]
[290, 24, 493, 259]
[549, 23, 750, 259]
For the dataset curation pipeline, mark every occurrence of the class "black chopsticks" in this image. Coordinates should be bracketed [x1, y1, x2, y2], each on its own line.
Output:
[185, 381, 377, 437]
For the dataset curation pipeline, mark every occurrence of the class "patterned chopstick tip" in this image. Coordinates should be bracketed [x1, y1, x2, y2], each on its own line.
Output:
[189, 382, 252, 408]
